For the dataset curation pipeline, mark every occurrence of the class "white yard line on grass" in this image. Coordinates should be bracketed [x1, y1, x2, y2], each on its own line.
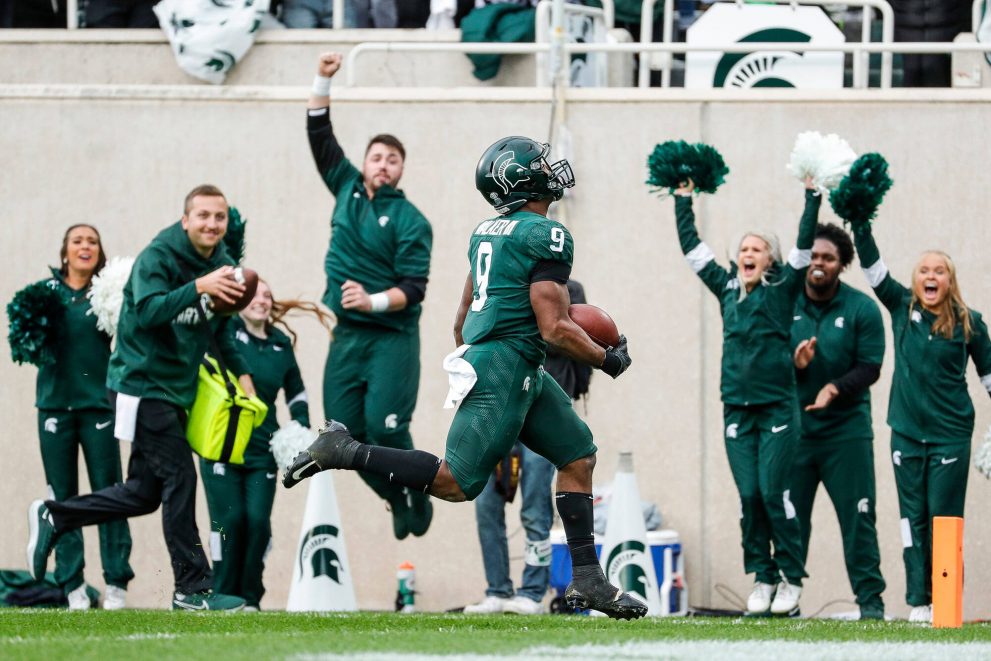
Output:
[295, 640, 991, 661]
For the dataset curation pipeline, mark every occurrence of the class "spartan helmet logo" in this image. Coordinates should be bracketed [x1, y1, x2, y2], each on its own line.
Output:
[298, 524, 344, 584]
[487, 151, 531, 195]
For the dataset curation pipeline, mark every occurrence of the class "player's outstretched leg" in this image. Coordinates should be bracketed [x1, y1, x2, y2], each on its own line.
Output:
[283, 421, 443, 500]
[283, 421, 362, 488]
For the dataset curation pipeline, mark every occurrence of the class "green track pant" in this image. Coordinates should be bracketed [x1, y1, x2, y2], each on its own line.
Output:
[723, 401, 807, 585]
[791, 437, 885, 608]
[322, 323, 420, 504]
[199, 459, 277, 608]
[890, 431, 969, 607]
[37, 409, 133, 593]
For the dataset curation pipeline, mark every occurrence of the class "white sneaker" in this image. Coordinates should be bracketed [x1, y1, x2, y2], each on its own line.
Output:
[463, 595, 509, 614]
[67, 584, 91, 611]
[746, 582, 776, 614]
[242, 606, 260, 613]
[103, 586, 126, 610]
[908, 604, 932, 624]
[770, 581, 802, 616]
[502, 595, 545, 615]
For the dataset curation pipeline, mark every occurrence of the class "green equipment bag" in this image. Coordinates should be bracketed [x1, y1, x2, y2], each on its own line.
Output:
[187, 354, 268, 465]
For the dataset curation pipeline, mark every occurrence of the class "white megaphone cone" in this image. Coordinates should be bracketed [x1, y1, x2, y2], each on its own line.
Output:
[599, 451, 662, 616]
[286, 471, 357, 611]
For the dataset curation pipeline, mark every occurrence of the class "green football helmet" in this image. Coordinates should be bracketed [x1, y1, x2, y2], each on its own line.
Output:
[475, 136, 575, 215]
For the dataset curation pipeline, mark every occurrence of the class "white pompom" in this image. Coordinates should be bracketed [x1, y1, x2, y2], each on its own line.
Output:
[786, 131, 858, 194]
[86, 256, 135, 337]
[270, 420, 317, 475]
[973, 427, 991, 479]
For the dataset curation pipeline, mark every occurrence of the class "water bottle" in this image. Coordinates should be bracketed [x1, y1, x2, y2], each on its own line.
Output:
[395, 562, 415, 613]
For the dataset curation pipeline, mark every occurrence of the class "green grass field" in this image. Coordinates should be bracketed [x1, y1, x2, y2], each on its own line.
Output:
[3, 611, 991, 660]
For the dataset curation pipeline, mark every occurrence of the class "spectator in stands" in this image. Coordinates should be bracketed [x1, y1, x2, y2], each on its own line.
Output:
[26, 185, 254, 612]
[345, 0, 397, 27]
[461, 1, 539, 81]
[281, 0, 334, 28]
[463, 280, 591, 616]
[85, 0, 158, 27]
[201, 278, 330, 611]
[892, 0, 971, 86]
[13, 226, 134, 610]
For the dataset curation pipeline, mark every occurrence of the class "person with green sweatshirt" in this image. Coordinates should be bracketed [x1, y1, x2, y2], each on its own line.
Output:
[200, 278, 330, 610]
[852, 221, 991, 623]
[307, 52, 434, 540]
[673, 177, 819, 616]
[789, 223, 886, 621]
[27, 184, 254, 612]
[19, 224, 133, 610]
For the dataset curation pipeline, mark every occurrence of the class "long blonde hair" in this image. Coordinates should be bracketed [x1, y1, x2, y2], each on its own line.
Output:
[252, 278, 334, 346]
[910, 251, 972, 341]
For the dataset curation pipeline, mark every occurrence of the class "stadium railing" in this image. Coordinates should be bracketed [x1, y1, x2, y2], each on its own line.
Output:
[343, 40, 991, 88]
[642, 0, 895, 89]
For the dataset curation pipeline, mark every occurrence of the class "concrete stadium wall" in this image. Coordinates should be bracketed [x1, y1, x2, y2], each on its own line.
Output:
[2, 85, 991, 618]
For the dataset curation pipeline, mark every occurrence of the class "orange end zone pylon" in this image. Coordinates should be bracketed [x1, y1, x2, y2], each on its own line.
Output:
[932, 516, 964, 628]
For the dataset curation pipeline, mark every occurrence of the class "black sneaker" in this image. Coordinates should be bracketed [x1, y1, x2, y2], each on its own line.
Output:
[387, 489, 411, 541]
[564, 566, 648, 620]
[172, 590, 245, 612]
[26, 500, 56, 581]
[283, 421, 360, 489]
[407, 489, 433, 537]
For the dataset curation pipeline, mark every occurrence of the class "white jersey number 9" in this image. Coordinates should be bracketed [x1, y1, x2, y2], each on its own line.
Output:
[471, 241, 493, 312]
[549, 227, 565, 253]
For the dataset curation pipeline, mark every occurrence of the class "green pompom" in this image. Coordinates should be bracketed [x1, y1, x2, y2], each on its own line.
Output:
[647, 141, 729, 195]
[6, 281, 66, 366]
[829, 153, 893, 226]
[224, 206, 247, 264]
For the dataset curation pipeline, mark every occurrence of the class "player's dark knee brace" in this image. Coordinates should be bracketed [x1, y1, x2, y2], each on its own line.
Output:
[359, 446, 441, 494]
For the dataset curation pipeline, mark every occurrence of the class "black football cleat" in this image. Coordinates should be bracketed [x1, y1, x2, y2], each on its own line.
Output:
[282, 420, 361, 489]
[564, 566, 649, 620]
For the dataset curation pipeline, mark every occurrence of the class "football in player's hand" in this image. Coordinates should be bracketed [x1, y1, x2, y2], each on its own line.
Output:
[211, 267, 259, 314]
[569, 303, 621, 349]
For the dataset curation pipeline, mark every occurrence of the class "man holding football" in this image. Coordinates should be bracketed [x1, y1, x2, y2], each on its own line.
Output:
[285, 135, 645, 620]
[306, 53, 434, 541]
[26, 184, 254, 611]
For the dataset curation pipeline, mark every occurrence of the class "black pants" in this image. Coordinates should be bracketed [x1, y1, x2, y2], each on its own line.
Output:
[46, 396, 212, 594]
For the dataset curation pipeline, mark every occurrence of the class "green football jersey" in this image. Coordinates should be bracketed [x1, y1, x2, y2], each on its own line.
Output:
[461, 211, 574, 364]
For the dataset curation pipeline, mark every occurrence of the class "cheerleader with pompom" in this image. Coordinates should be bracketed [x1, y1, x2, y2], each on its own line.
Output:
[199, 277, 332, 610]
[649, 140, 820, 617]
[7, 225, 133, 609]
[836, 155, 991, 624]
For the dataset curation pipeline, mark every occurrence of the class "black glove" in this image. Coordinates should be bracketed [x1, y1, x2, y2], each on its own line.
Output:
[599, 335, 631, 379]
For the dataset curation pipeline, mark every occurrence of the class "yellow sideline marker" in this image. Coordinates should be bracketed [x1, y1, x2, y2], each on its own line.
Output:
[932, 516, 964, 628]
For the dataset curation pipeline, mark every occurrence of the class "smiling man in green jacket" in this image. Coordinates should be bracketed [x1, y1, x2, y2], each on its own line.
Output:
[27, 185, 254, 611]
[790, 223, 886, 620]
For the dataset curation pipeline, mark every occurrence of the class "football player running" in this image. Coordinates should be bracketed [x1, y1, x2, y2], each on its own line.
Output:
[851, 221, 991, 623]
[673, 176, 819, 616]
[285, 136, 645, 620]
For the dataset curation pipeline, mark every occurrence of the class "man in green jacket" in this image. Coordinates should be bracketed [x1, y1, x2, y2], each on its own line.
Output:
[789, 223, 886, 620]
[27, 185, 254, 611]
[307, 53, 434, 540]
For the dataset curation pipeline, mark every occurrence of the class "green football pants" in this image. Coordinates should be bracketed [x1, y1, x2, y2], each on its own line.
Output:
[723, 401, 807, 585]
[445, 342, 596, 501]
[37, 409, 134, 592]
[890, 431, 969, 607]
[323, 323, 420, 503]
[791, 437, 885, 608]
[199, 459, 277, 608]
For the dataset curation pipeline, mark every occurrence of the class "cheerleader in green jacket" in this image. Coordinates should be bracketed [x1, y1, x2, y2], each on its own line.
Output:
[28, 225, 133, 609]
[852, 224, 991, 623]
[674, 178, 819, 616]
[200, 278, 328, 610]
